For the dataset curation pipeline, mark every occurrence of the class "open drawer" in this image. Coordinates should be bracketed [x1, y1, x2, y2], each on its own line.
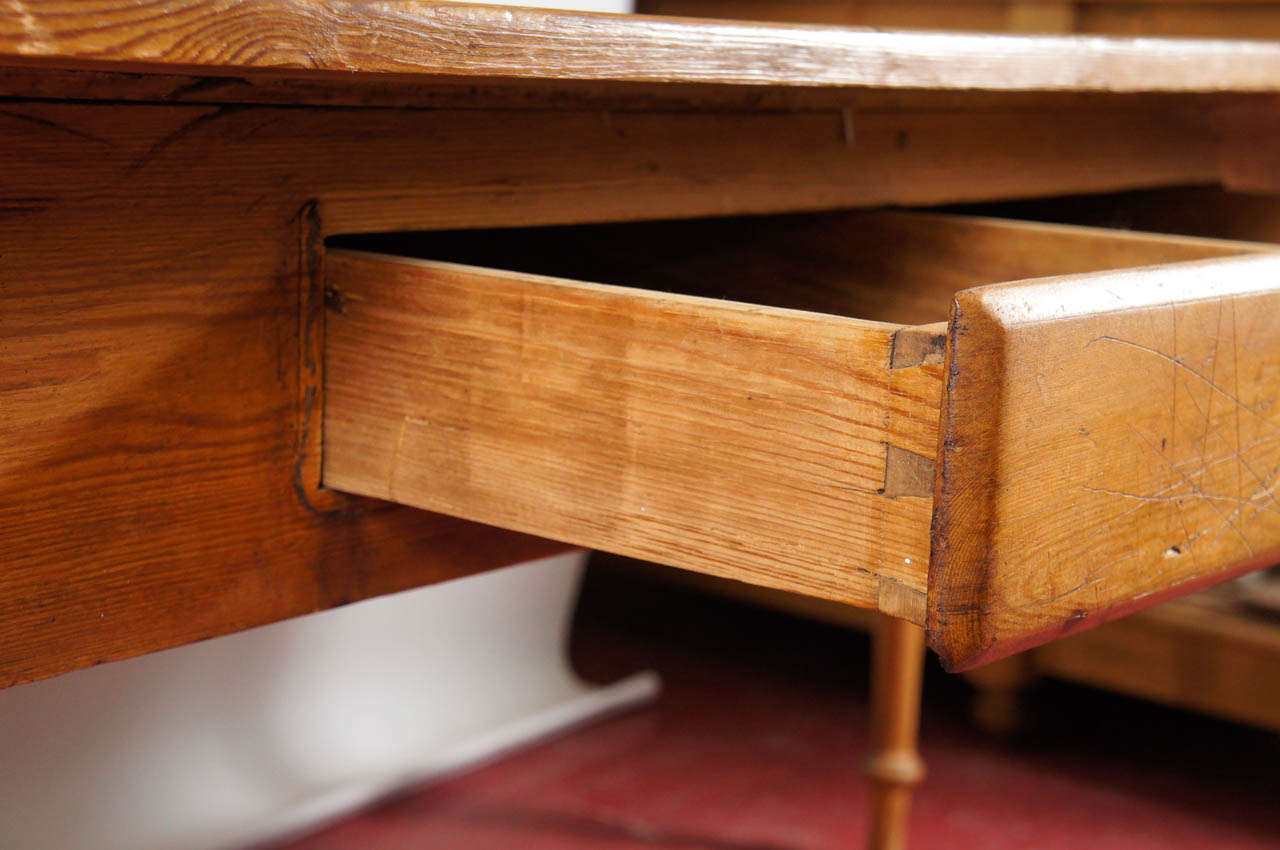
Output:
[321, 212, 1280, 670]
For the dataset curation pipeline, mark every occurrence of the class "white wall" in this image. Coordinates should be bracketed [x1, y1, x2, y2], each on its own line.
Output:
[0, 554, 657, 850]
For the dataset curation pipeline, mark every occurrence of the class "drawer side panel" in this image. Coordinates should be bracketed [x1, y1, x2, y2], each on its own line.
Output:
[323, 251, 939, 610]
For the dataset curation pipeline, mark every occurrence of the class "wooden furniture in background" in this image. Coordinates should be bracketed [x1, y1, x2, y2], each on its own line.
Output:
[628, 557, 1280, 737]
[967, 578, 1280, 735]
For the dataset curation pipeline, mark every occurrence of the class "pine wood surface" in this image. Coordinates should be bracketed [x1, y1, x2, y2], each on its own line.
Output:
[934, 253, 1280, 670]
[10, 1, 1280, 94]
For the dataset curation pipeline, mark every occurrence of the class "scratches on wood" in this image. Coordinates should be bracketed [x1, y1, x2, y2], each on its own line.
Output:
[931, 252, 1280, 671]
[131, 104, 244, 172]
[0, 107, 113, 146]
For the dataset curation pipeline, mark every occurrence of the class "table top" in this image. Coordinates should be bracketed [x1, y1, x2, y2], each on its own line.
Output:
[6, 1, 1280, 95]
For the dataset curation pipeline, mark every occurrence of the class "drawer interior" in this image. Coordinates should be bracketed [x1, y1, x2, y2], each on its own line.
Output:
[329, 210, 1261, 325]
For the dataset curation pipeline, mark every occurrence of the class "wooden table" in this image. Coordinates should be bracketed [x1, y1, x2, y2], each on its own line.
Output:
[6, 4, 1280, 847]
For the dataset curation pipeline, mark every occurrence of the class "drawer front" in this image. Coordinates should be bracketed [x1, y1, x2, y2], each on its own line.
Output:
[934, 253, 1280, 669]
[322, 251, 940, 619]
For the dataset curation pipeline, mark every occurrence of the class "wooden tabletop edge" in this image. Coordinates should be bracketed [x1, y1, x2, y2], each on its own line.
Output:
[8, 2, 1280, 93]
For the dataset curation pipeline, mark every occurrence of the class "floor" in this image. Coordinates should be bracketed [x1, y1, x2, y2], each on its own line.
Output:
[261, 563, 1280, 850]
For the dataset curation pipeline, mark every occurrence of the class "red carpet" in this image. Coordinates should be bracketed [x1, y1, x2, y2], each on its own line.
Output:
[263, 564, 1280, 849]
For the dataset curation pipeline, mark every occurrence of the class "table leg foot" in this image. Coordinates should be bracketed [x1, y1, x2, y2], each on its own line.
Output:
[864, 612, 926, 850]
[964, 654, 1035, 737]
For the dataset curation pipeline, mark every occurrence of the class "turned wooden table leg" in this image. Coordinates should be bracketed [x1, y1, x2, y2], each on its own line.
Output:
[864, 612, 927, 850]
[964, 654, 1035, 737]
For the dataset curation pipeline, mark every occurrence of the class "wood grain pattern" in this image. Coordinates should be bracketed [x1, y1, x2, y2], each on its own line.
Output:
[322, 251, 939, 611]
[0, 103, 588, 690]
[318, 107, 1225, 236]
[932, 252, 1280, 671]
[8, 1, 1280, 93]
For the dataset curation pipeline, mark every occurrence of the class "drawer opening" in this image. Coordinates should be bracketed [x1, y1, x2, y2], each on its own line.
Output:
[327, 209, 1260, 327]
[951, 186, 1280, 246]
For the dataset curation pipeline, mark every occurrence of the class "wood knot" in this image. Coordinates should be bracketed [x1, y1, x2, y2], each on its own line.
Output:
[324, 285, 346, 314]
